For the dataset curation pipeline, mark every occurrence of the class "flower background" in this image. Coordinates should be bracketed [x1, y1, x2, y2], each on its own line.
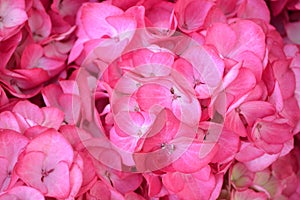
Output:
[0, 0, 300, 199]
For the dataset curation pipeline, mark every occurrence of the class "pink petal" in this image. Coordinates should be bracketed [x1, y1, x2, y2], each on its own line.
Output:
[12, 100, 44, 125]
[16, 151, 48, 194]
[225, 68, 256, 106]
[163, 167, 217, 200]
[212, 129, 240, 164]
[237, 0, 270, 22]
[239, 101, 276, 127]
[43, 161, 71, 198]
[124, 192, 146, 200]
[136, 83, 173, 111]
[251, 119, 292, 144]
[106, 15, 136, 38]
[229, 19, 266, 60]
[181, 45, 224, 89]
[0, 158, 9, 192]
[41, 107, 64, 129]
[225, 109, 247, 137]
[6, 68, 49, 90]
[176, 0, 214, 32]
[3, 8, 27, 28]
[205, 22, 237, 56]
[80, 3, 123, 39]
[0, 129, 29, 156]
[172, 140, 218, 173]
[0, 186, 44, 200]
[143, 174, 163, 197]
[0, 111, 25, 132]
[20, 44, 43, 69]
[28, 0, 52, 41]
[236, 142, 279, 171]
[25, 129, 74, 167]
[112, 0, 143, 10]
[234, 51, 263, 81]
[0, 32, 21, 70]
[42, 84, 63, 108]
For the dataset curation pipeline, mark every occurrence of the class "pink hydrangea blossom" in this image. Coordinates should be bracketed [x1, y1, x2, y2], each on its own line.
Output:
[0, 0, 299, 199]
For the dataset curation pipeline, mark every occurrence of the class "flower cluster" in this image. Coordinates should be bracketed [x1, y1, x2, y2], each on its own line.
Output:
[0, 0, 299, 199]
